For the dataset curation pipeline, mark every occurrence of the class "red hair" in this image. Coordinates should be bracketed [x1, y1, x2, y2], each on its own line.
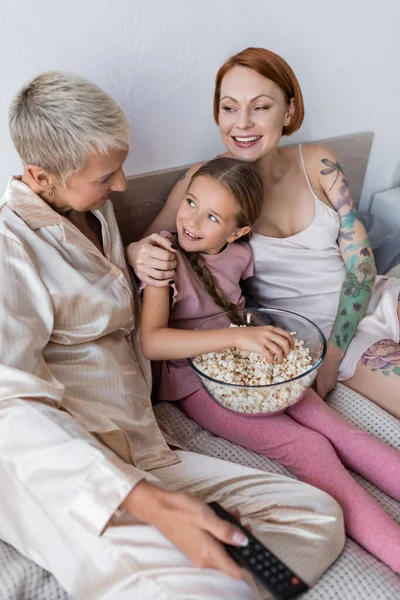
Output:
[213, 47, 304, 136]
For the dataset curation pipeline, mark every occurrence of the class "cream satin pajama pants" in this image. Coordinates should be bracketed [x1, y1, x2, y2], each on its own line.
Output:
[0, 450, 344, 599]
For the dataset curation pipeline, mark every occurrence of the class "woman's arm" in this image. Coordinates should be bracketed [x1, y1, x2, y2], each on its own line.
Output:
[0, 233, 145, 536]
[308, 146, 376, 396]
[141, 285, 293, 361]
[317, 146, 376, 351]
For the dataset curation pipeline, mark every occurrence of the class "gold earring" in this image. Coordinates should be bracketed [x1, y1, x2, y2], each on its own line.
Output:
[48, 187, 53, 196]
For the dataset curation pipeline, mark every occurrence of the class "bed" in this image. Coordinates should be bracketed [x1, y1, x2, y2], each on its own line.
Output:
[1, 132, 399, 600]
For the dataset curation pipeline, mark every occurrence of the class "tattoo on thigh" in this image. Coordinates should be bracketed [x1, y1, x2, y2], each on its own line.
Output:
[361, 339, 400, 376]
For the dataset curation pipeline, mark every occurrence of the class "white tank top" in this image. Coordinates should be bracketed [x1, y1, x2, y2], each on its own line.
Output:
[247, 145, 400, 380]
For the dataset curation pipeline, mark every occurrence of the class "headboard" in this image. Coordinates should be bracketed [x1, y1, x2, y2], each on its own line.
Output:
[112, 131, 374, 246]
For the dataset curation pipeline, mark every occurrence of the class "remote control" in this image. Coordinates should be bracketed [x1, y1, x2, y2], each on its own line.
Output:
[209, 501, 309, 599]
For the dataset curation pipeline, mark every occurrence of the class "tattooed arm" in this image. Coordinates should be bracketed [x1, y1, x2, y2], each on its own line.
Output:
[318, 150, 376, 353]
[305, 146, 377, 397]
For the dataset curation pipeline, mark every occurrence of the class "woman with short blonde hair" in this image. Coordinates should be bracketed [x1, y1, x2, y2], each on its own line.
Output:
[0, 70, 344, 600]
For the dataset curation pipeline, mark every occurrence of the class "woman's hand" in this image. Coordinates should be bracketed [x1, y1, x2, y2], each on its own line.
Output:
[123, 480, 248, 580]
[234, 325, 294, 362]
[126, 234, 177, 286]
[315, 342, 344, 399]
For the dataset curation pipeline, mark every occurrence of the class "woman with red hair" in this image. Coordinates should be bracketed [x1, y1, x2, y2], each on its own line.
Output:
[129, 47, 400, 419]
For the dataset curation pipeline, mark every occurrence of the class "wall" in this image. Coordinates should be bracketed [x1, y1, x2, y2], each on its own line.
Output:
[1, 0, 399, 209]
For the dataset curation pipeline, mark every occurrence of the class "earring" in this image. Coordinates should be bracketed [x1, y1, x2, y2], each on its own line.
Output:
[48, 187, 53, 196]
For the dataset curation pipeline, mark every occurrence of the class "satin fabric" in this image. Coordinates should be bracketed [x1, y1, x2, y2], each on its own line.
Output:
[0, 176, 179, 537]
[0, 445, 345, 599]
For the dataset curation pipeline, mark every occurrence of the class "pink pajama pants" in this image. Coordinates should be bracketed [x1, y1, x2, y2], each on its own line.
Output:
[179, 388, 400, 573]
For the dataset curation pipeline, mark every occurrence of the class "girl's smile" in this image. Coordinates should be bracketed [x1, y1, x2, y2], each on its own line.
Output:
[182, 226, 202, 241]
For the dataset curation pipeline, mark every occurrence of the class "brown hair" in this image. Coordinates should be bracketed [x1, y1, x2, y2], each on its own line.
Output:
[181, 157, 263, 322]
[213, 47, 304, 136]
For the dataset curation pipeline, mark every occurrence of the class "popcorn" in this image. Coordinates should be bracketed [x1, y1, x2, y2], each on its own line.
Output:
[192, 332, 316, 414]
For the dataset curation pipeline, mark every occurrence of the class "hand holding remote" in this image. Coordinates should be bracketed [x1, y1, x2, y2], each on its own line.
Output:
[122, 480, 249, 580]
[209, 501, 309, 599]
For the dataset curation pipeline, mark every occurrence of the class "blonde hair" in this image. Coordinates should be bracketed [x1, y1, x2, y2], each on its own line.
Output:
[182, 157, 263, 322]
[9, 71, 130, 184]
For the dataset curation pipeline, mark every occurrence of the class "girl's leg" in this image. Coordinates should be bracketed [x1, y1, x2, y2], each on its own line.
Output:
[343, 337, 400, 419]
[287, 388, 400, 500]
[180, 390, 400, 572]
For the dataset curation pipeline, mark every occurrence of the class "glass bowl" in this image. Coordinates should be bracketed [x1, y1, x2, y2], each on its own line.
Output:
[187, 308, 326, 416]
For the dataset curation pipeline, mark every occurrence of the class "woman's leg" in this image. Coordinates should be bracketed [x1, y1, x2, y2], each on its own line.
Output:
[152, 451, 345, 589]
[0, 446, 344, 600]
[343, 337, 400, 419]
[287, 388, 400, 500]
[180, 390, 400, 572]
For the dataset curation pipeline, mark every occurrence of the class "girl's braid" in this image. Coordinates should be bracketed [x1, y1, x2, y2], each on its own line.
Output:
[184, 250, 244, 325]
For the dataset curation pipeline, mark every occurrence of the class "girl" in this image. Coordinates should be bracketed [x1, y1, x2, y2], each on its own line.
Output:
[141, 157, 400, 574]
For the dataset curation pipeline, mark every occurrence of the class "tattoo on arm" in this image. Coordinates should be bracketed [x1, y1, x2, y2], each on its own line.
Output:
[320, 158, 377, 353]
[330, 248, 375, 351]
[320, 159, 345, 191]
[320, 159, 352, 210]
[177, 170, 188, 182]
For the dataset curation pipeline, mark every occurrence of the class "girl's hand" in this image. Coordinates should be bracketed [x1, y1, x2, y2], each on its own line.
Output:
[234, 325, 294, 362]
[123, 480, 247, 580]
[126, 234, 177, 286]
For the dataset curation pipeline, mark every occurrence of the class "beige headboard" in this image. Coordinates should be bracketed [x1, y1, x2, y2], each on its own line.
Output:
[112, 131, 373, 246]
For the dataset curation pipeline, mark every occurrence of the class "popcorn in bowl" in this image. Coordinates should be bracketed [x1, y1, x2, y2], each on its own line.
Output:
[188, 308, 326, 416]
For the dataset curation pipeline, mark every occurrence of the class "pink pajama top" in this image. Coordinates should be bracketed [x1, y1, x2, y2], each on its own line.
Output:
[151, 234, 254, 401]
